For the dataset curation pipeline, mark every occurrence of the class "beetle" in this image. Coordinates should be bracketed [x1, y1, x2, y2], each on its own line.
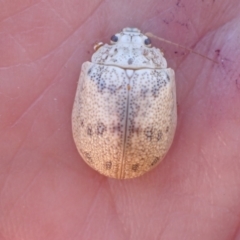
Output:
[72, 27, 177, 179]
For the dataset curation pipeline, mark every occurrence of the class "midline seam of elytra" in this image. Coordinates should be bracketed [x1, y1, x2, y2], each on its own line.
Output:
[90, 63, 168, 70]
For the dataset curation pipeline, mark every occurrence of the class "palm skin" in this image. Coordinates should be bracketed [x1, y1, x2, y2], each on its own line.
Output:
[0, 0, 240, 239]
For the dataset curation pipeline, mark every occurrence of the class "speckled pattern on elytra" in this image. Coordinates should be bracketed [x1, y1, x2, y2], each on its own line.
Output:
[72, 27, 177, 179]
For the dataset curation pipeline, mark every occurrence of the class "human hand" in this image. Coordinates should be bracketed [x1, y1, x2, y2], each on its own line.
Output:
[1, 0, 240, 239]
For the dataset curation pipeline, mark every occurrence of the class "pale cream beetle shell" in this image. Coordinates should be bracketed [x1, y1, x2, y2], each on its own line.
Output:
[72, 27, 177, 179]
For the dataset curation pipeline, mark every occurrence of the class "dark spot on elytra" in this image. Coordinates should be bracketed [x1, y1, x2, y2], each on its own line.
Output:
[97, 78, 106, 92]
[165, 126, 169, 133]
[87, 124, 93, 136]
[157, 130, 163, 141]
[111, 123, 122, 134]
[144, 127, 153, 140]
[151, 71, 168, 97]
[105, 161, 112, 169]
[166, 74, 170, 82]
[80, 119, 84, 127]
[140, 87, 148, 98]
[132, 164, 139, 172]
[107, 84, 117, 94]
[83, 152, 92, 163]
[96, 122, 106, 135]
[151, 157, 159, 166]
[87, 68, 92, 75]
[129, 125, 140, 135]
[152, 86, 159, 97]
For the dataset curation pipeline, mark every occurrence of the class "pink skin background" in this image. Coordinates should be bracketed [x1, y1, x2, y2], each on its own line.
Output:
[0, 0, 240, 239]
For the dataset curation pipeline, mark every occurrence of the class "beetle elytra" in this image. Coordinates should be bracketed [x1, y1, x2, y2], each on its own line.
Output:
[72, 27, 177, 179]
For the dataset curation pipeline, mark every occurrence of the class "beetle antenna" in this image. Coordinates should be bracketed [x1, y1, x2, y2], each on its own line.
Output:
[145, 32, 218, 64]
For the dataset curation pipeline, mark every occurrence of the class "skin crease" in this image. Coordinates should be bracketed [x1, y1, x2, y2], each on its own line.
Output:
[0, 0, 240, 239]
